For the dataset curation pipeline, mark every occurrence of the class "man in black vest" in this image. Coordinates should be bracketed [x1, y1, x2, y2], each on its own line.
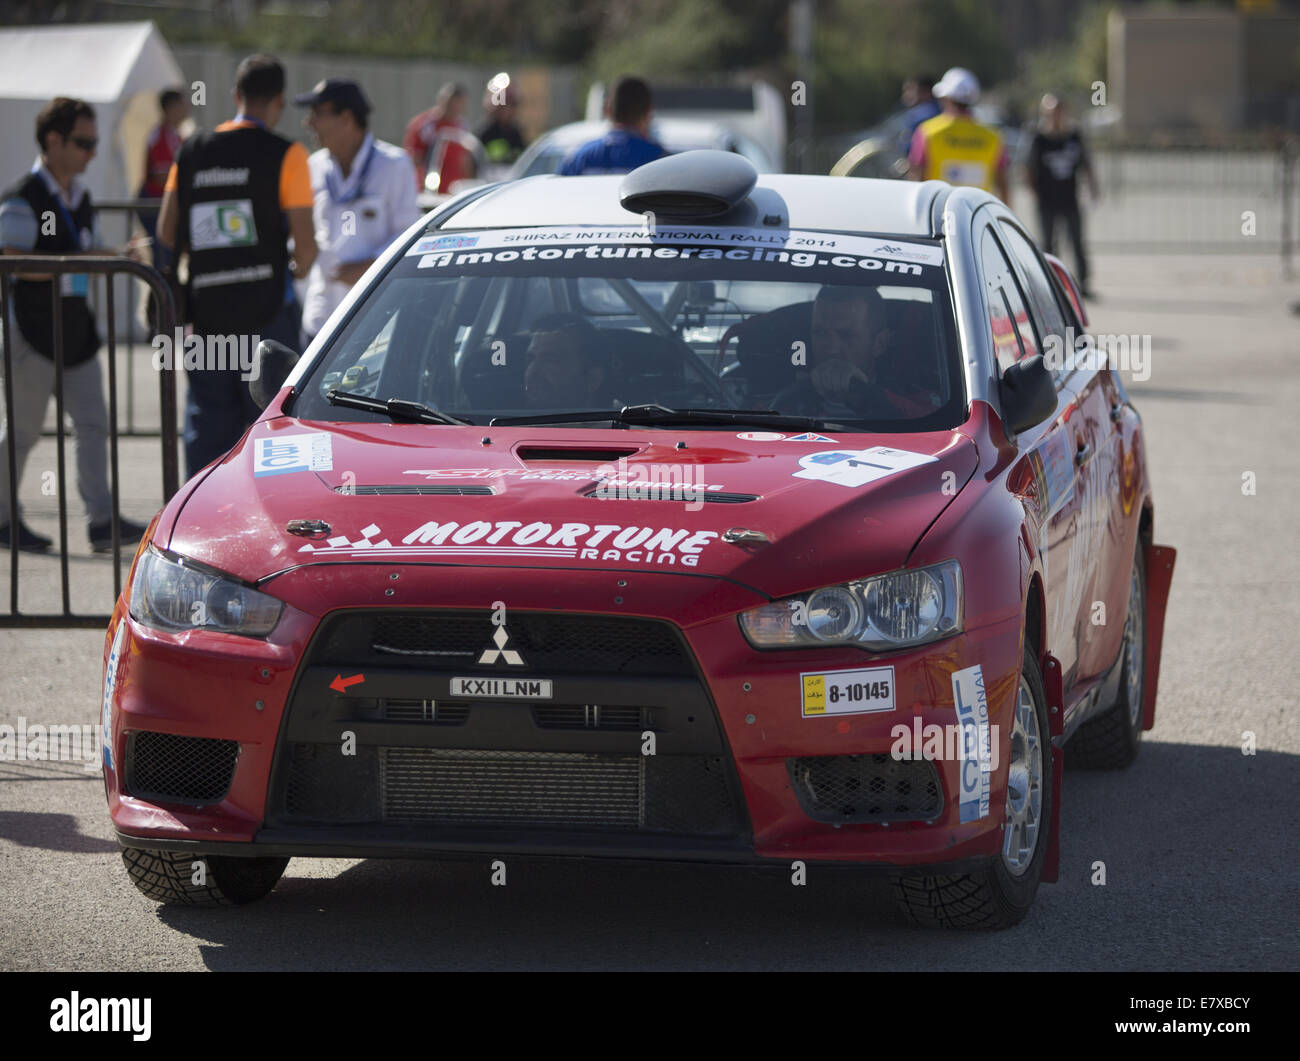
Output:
[0, 97, 149, 552]
[158, 54, 317, 477]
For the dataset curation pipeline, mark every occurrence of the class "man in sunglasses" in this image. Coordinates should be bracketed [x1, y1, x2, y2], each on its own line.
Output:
[0, 97, 149, 553]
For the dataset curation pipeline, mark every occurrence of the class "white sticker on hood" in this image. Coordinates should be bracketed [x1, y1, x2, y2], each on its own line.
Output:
[792, 446, 936, 488]
[254, 433, 333, 477]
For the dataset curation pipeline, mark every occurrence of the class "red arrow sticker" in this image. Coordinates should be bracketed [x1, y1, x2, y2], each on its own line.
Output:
[330, 673, 365, 693]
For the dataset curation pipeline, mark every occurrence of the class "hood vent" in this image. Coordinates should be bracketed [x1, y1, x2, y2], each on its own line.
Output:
[517, 446, 639, 463]
[334, 484, 494, 496]
[583, 484, 757, 504]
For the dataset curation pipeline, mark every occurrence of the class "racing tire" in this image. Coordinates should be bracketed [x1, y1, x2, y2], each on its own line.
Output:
[1067, 544, 1146, 770]
[890, 643, 1052, 930]
[122, 847, 289, 906]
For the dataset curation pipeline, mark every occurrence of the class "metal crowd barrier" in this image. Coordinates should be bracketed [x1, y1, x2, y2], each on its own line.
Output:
[1, 255, 178, 628]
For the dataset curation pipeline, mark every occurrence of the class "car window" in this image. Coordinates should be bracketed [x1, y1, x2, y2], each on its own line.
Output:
[294, 225, 965, 433]
[998, 222, 1071, 382]
[979, 227, 1038, 373]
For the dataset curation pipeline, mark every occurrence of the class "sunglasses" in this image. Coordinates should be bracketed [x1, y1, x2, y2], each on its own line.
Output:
[69, 136, 98, 151]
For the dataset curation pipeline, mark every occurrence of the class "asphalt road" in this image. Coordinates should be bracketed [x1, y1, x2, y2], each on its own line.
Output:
[1, 252, 1297, 971]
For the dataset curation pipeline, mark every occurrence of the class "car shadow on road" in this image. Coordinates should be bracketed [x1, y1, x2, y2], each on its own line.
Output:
[150, 741, 1298, 971]
[0, 810, 119, 854]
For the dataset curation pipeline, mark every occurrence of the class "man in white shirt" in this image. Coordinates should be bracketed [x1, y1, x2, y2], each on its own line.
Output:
[294, 79, 421, 344]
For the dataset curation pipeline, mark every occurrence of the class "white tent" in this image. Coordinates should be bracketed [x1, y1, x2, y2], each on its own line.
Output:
[0, 21, 185, 338]
[0, 21, 184, 208]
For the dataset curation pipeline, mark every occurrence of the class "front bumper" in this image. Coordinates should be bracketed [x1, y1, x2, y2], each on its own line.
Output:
[106, 562, 1023, 868]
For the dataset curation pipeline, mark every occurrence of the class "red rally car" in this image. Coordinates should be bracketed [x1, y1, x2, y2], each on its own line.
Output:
[102, 151, 1175, 928]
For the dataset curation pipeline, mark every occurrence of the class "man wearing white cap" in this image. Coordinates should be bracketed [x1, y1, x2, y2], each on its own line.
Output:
[908, 67, 1008, 202]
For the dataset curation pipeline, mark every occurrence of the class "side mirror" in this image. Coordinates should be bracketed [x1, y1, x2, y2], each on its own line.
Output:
[249, 339, 299, 410]
[998, 354, 1056, 435]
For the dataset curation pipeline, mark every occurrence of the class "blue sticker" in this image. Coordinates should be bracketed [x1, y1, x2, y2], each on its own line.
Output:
[784, 432, 837, 443]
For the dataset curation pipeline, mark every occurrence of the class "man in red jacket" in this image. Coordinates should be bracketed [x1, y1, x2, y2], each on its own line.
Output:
[404, 83, 476, 194]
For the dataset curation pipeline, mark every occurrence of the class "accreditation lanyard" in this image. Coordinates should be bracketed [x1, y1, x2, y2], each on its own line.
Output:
[326, 136, 376, 205]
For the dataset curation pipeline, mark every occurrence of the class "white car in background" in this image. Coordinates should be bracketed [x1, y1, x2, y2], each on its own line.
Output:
[584, 81, 786, 166]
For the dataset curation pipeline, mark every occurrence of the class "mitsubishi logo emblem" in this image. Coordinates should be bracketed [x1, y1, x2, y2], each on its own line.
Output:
[479, 625, 524, 666]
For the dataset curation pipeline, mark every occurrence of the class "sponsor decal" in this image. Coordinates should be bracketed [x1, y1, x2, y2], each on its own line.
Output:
[783, 432, 837, 443]
[1038, 430, 1075, 516]
[478, 625, 524, 666]
[254, 433, 333, 477]
[295, 520, 721, 567]
[737, 431, 786, 441]
[792, 446, 937, 488]
[951, 664, 992, 822]
[449, 677, 552, 700]
[801, 666, 895, 717]
[100, 622, 126, 771]
[411, 234, 481, 253]
[190, 199, 257, 250]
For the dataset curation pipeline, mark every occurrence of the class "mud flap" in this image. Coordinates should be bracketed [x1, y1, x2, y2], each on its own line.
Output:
[1040, 652, 1065, 884]
[1141, 543, 1177, 731]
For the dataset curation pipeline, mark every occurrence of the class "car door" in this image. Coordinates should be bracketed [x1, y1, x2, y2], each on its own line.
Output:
[977, 220, 1087, 686]
[998, 218, 1126, 689]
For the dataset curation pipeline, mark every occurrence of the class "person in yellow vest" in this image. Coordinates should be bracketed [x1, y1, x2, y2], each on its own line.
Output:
[907, 67, 1009, 202]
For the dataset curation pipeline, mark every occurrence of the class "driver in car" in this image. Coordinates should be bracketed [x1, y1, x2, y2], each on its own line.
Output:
[774, 285, 934, 418]
[524, 312, 611, 409]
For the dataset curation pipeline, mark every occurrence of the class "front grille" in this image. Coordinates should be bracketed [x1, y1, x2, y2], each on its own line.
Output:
[532, 704, 646, 730]
[382, 699, 471, 724]
[788, 754, 942, 824]
[356, 612, 693, 676]
[125, 731, 239, 804]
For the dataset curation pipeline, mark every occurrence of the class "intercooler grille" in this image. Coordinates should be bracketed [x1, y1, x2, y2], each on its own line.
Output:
[788, 754, 942, 824]
[383, 749, 643, 827]
[280, 743, 742, 835]
[125, 731, 239, 804]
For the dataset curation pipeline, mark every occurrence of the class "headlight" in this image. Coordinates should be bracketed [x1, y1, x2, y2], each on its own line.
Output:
[128, 547, 283, 637]
[738, 560, 962, 651]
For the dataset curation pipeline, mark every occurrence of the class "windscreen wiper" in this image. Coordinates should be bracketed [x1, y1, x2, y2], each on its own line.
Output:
[491, 403, 847, 430]
[326, 389, 470, 426]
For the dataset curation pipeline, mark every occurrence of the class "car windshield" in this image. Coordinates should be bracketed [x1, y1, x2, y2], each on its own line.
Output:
[292, 224, 965, 431]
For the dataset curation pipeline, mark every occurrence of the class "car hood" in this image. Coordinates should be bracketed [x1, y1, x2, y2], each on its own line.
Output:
[166, 419, 979, 601]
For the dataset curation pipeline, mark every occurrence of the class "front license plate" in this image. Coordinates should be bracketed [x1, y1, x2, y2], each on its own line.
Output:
[449, 677, 554, 700]
[801, 667, 895, 717]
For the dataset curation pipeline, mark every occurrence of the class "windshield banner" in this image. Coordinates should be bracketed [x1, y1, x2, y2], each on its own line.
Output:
[406, 226, 944, 269]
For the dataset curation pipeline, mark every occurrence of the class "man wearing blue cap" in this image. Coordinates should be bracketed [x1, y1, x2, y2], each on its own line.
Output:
[294, 78, 420, 344]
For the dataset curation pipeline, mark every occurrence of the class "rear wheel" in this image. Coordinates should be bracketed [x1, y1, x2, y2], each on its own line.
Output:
[1068, 545, 1146, 769]
[122, 847, 288, 906]
[891, 643, 1052, 929]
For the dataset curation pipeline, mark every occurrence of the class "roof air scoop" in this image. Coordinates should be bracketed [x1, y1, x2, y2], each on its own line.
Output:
[619, 150, 758, 220]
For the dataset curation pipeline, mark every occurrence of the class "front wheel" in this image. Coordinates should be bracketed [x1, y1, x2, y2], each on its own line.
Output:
[891, 643, 1052, 929]
[122, 847, 289, 906]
